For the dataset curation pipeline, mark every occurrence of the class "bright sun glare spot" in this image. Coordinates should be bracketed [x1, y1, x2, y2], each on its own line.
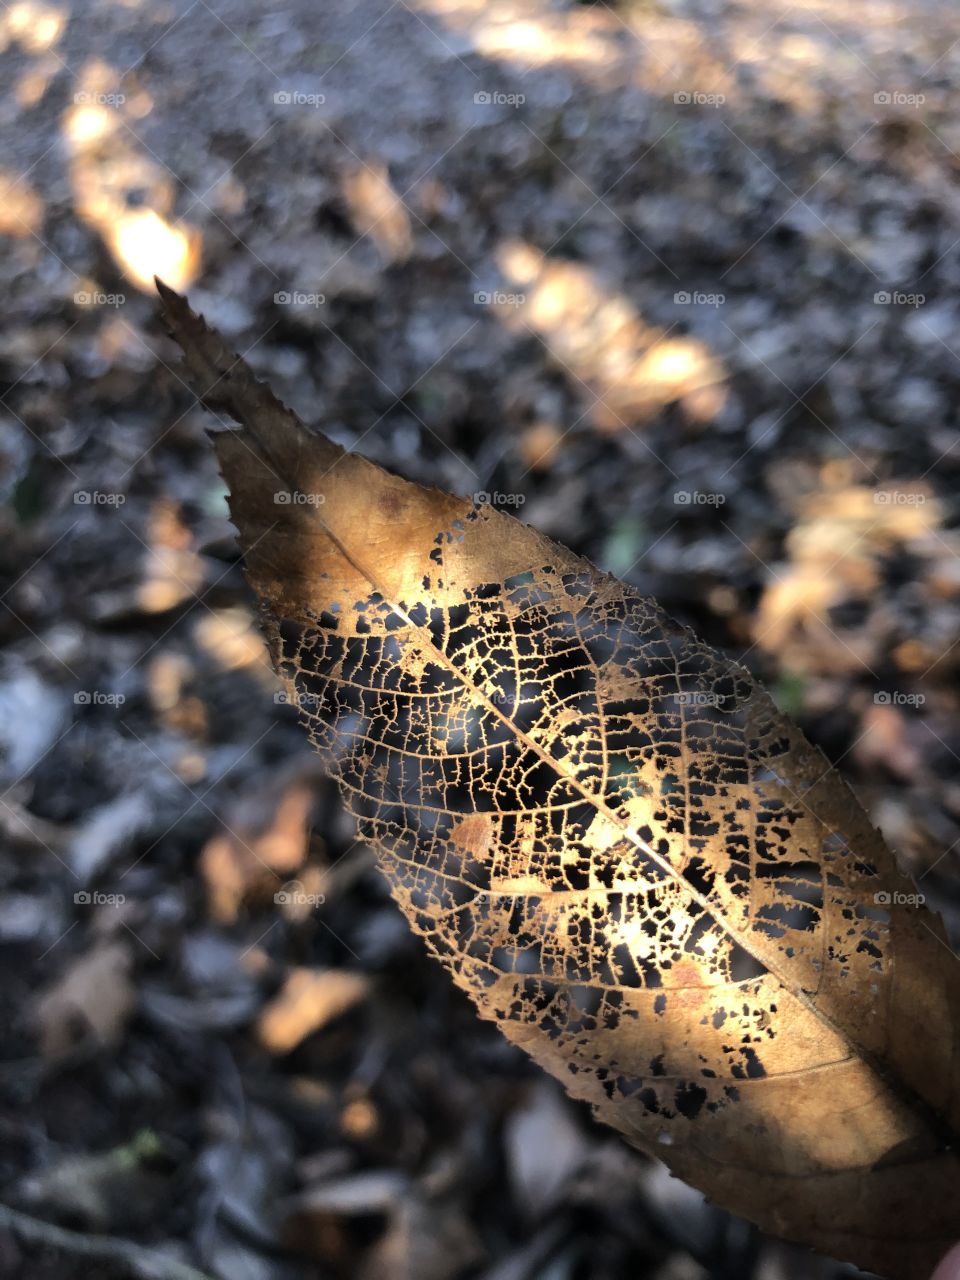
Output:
[66, 104, 116, 147]
[4, 2, 64, 52]
[64, 62, 201, 293]
[432, 10, 620, 72]
[640, 342, 702, 385]
[109, 208, 200, 292]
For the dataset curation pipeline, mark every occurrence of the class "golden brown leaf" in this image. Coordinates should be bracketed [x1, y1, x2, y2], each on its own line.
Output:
[157, 279, 960, 1279]
[257, 967, 370, 1054]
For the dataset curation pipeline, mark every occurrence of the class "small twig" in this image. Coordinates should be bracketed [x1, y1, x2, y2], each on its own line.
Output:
[0, 1201, 216, 1280]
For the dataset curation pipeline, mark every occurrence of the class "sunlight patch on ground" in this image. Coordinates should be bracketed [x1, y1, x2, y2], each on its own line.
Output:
[0, 2, 65, 53]
[63, 60, 201, 293]
[756, 468, 955, 675]
[0, 169, 43, 235]
[496, 240, 727, 432]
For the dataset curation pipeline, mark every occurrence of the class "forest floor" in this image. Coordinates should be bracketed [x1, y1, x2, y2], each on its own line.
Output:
[2, 0, 960, 1276]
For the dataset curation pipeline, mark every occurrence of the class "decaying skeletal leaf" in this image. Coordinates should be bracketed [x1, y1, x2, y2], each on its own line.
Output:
[157, 279, 960, 1279]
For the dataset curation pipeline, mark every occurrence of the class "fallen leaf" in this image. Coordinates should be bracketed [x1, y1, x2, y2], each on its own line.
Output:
[342, 164, 412, 265]
[201, 775, 316, 923]
[36, 940, 134, 1058]
[257, 968, 369, 1054]
[158, 281, 960, 1279]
